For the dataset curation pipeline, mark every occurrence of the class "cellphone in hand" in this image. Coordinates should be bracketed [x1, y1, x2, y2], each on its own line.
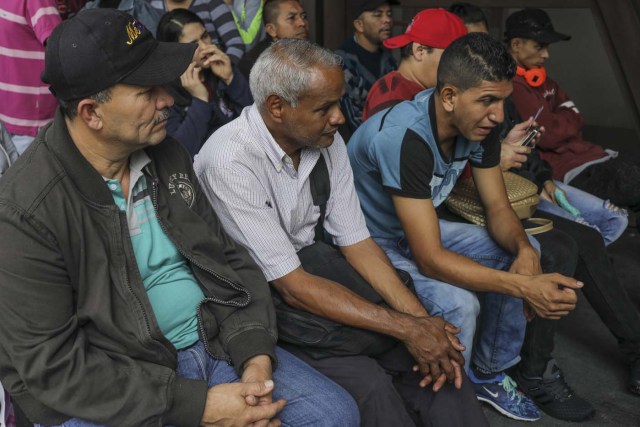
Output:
[521, 126, 540, 147]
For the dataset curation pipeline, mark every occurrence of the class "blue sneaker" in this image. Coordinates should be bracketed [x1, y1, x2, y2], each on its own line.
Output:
[472, 372, 542, 421]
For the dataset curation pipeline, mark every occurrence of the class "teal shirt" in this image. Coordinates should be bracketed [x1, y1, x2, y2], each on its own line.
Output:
[107, 152, 204, 350]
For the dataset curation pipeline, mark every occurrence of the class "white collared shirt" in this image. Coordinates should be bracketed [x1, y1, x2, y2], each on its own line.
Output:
[194, 105, 370, 281]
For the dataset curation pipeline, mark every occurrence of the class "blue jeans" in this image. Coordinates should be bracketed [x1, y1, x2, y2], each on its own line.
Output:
[37, 342, 359, 427]
[375, 220, 538, 375]
[538, 180, 628, 246]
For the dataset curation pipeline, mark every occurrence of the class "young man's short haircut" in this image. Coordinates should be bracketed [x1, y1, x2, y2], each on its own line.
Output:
[436, 32, 515, 93]
[263, 0, 299, 25]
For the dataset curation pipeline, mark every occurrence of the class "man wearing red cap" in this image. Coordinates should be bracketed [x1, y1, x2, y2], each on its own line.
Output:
[362, 8, 467, 121]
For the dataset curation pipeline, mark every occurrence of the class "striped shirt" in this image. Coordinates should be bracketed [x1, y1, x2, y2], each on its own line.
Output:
[194, 104, 370, 281]
[149, 0, 245, 63]
[0, 0, 61, 136]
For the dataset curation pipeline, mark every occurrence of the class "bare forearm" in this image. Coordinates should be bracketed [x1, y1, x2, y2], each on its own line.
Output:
[485, 205, 534, 256]
[341, 239, 428, 318]
[272, 268, 417, 341]
[415, 245, 527, 298]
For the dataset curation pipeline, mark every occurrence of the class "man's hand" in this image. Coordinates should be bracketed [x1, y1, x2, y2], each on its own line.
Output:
[502, 117, 545, 147]
[180, 61, 209, 102]
[201, 44, 234, 85]
[509, 245, 542, 277]
[542, 180, 564, 204]
[201, 381, 286, 427]
[402, 315, 465, 391]
[519, 273, 583, 320]
[500, 143, 530, 171]
[241, 355, 274, 427]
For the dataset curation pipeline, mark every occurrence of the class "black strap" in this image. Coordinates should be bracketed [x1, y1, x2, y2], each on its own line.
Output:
[309, 153, 331, 242]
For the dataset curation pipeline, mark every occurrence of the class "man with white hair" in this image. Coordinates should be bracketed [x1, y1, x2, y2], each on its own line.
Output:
[195, 38, 488, 427]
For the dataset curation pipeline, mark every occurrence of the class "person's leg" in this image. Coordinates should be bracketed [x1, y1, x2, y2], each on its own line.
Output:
[517, 225, 578, 377]
[570, 157, 640, 210]
[438, 219, 531, 374]
[509, 221, 594, 421]
[545, 180, 629, 245]
[375, 344, 489, 427]
[284, 345, 417, 427]
[177, 342, 359, 427]
[374, 236, 480, 371]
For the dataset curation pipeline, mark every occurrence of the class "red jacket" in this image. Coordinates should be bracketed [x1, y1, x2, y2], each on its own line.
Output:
[511, 74, 606, 180]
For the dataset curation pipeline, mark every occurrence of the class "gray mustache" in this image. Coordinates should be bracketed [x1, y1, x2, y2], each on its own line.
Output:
[154, 109, 170, 125]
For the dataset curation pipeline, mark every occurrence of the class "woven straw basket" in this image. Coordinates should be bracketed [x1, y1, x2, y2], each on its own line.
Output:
[445, 172, 541, 227]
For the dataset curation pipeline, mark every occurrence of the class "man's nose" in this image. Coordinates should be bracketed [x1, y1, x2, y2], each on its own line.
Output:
[156, 86, 174, 108]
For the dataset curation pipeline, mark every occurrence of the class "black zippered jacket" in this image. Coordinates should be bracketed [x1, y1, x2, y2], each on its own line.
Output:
[0, 109, 277, 426]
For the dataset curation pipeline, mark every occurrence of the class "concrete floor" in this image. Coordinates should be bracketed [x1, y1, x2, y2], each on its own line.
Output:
[484, 218, 640, 426]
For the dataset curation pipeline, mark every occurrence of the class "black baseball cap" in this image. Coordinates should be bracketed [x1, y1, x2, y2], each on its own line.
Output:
[42, 8, 196, 101]
[351, 0, 399, 21]
[504, 8, 571, 44]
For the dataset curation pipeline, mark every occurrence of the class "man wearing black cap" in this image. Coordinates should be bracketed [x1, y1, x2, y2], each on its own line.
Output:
[0, 8, 359, 427]
[506, 8, 640, 216]
[505, 6, 640, 412]
[335, 0, 398, 140]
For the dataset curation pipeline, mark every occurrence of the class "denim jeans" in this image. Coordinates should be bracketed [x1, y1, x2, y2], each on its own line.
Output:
[36, 342, 359, 427]
[538, 180, 628, 246]
[375, 220, 538, 375]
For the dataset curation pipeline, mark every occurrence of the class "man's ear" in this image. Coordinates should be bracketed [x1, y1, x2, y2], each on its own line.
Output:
[77, 99, 103, 130]
[510, 38, 522, 53]
[353, 18, 364, 34]
[265, 94, 285, 123]
[265, 22, 278, 39]
[411, 43, 424, 60]
[440, 85, 457, 113]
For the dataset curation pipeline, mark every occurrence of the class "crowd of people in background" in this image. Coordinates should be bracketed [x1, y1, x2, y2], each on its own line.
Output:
[0, 1, 639, 426]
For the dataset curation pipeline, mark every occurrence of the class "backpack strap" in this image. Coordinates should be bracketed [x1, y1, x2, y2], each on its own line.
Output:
[309, 153, 331, 242]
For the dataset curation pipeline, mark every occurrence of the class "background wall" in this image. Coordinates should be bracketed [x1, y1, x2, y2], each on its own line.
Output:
[308, 1, 637, 141]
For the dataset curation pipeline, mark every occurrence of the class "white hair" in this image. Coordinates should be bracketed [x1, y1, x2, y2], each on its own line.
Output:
[249, 39, 343, 110]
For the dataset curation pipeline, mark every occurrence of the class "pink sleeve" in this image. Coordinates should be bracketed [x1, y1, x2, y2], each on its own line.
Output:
[25, 0, 62, 45]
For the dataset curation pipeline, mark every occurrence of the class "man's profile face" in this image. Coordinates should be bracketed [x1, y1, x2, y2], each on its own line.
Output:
[97, 84, 174, 148]
[511, 38, 549, 70]
[357, 3, 393, 45]
[268, 1, 309, 40]
[449, 79, 512, 142]
[279, 66, 345, 149]
[416, 45, 444, 89]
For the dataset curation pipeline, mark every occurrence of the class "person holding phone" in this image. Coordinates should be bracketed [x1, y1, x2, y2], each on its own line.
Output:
[157, 8, 253, 157]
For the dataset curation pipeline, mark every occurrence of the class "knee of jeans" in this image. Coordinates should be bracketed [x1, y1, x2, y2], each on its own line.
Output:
[432, 290, 480, 331]
[322, 390, 360, 427]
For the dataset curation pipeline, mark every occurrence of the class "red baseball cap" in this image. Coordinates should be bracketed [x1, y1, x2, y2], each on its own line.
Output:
[383, 8, 467, 49]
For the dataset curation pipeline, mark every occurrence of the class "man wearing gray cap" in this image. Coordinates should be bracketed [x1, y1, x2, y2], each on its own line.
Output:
[0, 8, 358, 427]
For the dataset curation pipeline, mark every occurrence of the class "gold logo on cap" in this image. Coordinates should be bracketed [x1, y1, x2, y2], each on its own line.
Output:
[125, 20, 143, 45]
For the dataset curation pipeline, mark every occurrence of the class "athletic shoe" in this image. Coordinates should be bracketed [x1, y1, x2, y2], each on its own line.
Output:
[514, 359, 595, 421]
[472, 372, 542, 421]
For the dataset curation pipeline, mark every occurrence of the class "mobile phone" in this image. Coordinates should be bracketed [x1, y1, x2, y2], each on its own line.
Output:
[521, 126, 539, 146]
[525, 106, 544, 133]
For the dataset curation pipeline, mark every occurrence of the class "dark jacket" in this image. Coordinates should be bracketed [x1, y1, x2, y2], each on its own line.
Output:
[0, 110, 277, 426]
[511, 74, 606, 180]
[166, 68, 253, 158]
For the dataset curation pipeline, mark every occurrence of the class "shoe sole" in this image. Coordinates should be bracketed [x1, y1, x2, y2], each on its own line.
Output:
[476, 395, 542, 422]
